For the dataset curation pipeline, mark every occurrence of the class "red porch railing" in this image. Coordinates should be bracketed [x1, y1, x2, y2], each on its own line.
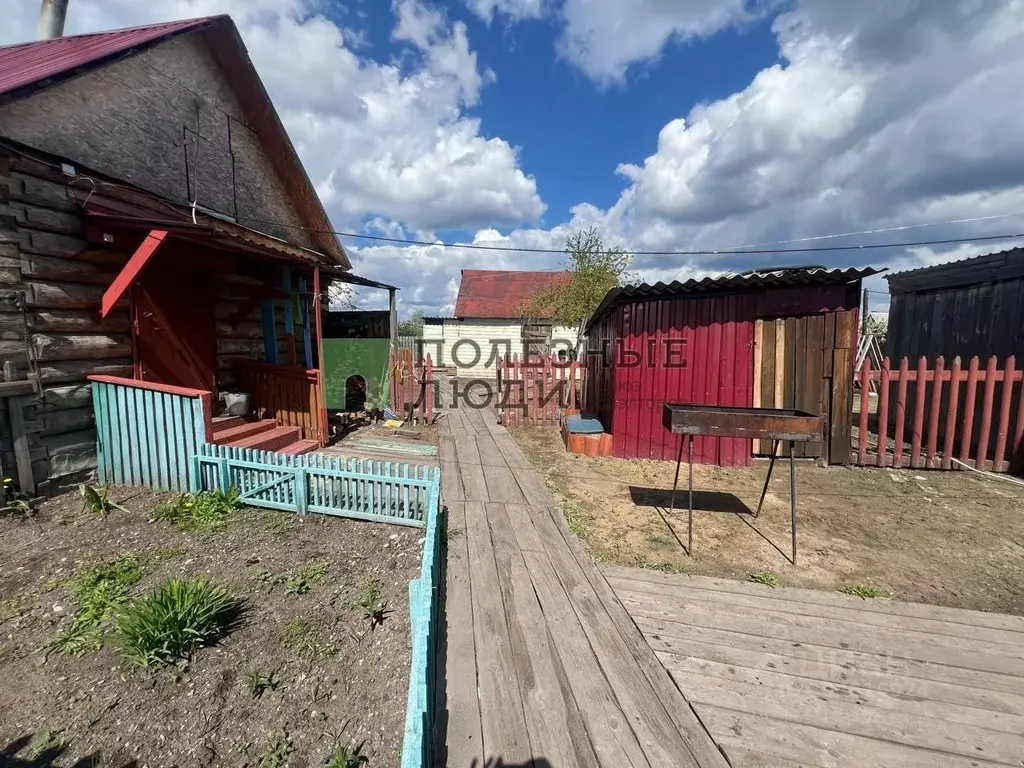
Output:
[234, 360, 326, 446]
[854, 356, 1024, 472]
[389, 349, 434, 422]
[497, 353, 584, 427]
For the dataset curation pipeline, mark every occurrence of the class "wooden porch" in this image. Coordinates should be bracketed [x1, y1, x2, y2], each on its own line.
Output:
[80, 207, 398, 460]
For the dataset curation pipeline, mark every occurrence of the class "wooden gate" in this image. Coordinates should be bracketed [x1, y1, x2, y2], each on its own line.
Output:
[193, 443, 439, 526]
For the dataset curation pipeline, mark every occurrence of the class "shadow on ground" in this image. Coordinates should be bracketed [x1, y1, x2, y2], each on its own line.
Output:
[629, 486, 754, 515]
[1, 734, 132, 768]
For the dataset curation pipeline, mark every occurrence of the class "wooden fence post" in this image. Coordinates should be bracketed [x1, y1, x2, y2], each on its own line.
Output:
[877, 358, 891, 467]
[925, 356, 944, 467]
[858, 359, 870, 465]
[909, 356, 928, 468]
[893, 357, 909, 465]
[993, 355, 1015, 470]
[959, 356, 981, 466]
[941, 356, 961, 469]
[976, 356, 999, 470]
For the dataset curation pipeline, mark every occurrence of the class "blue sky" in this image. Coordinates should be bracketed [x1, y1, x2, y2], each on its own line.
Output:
[3, 0, 1024, 315]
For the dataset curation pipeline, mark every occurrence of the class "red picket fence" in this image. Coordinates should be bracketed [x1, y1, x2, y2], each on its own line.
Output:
[389, 349, 434, 423]
[854, 355, 1024, 472]
[497, 353, 584, 427]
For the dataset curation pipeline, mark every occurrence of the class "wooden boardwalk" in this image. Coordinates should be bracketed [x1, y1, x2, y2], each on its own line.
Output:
[603, 564, 1024, 768]
[435, 398, 728, 768]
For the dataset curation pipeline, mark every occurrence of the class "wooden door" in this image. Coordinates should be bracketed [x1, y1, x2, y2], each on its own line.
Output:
[754, 313, 857, 461]
[133, 260, 216, 393]
[522, 322, 552, 361]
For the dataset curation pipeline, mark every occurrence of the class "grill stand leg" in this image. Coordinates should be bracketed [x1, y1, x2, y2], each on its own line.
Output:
[754, 439, 779, 519]
[790, 441, 797, 565]
[687, 435, 694, 556]
[667, 435, 694, 556]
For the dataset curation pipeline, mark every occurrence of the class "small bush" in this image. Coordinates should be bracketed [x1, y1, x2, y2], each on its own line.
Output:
[117, 577, 241, 666]
[839, 584, 889, 599]
[152, 488, 240, 532]
[52, 554, 143, 655]
[750, 570, 780, 588]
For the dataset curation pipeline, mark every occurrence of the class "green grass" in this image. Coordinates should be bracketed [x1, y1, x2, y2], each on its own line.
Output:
[839, 584, 889, 599]
[257, 728, 294, 768]
[324, 741, 368, 768]
[284, 561, 330, 595]
[563, 505, 589, 539]
[52, 554, 144, 654]
[116, 577, 241, 666]
[27, 729, 68, 760]
[79, 484, 128, 516]
[633, 557, 687, 575]
[280, 616, 336, 660]
[152, 488, 241, 532]
[357, 578, 389, 629]
[749, 570, 780, 588]
[245, 668, 281, 699]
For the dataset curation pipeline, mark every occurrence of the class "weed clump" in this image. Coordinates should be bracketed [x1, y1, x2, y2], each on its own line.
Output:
[117, 577, 241, 666]
[51, 554, 144, 654]
[153, 488, 241, 532]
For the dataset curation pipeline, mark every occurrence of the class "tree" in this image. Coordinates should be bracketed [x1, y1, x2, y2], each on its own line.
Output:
[397, 310, 425, 336]
[521, 227, 631, 348]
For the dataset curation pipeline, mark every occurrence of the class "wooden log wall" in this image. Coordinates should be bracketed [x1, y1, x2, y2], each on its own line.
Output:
[1, 149, 133, 494]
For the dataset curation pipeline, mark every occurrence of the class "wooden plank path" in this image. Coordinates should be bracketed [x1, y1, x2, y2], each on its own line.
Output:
[603, 564, 1024, 768]
[435, 397, 728, 768]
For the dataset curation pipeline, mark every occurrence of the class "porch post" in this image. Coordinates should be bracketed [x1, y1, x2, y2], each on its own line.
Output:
[313, 267, 328, 444]
[389, 287, 398, 350]
[282, 266, 296, 366]
[299, 276, 313, 369]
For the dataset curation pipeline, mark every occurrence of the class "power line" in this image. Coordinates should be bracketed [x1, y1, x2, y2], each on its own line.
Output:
[230, 216, 1024, 257]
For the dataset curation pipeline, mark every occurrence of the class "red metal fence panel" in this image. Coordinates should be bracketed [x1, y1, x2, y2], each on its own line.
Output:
[853, 355, 1024, 472]
[496, 354, 583, 427]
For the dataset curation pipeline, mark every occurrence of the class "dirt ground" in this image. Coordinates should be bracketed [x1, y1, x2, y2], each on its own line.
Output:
[0, 487, 420, 768]
[512, 426, 1024, 616]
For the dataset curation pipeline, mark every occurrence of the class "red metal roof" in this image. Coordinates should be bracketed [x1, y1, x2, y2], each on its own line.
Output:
[0, 17, 218, 96]
[0, 15, 348, 268]
[454, 270, 570, 318]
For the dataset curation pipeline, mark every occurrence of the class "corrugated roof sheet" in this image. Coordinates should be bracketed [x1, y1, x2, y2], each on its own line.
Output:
[886, 247, 1024, 293]
[0, 17, 218, 96]
[455, 269, 571, 318]
[587, 266, 884, 330]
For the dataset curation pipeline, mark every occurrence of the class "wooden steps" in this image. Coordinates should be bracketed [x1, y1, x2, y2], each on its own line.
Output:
[278, 439, 319, 455]
[212, 418, 278, 443]
[210, 417, 318, 456]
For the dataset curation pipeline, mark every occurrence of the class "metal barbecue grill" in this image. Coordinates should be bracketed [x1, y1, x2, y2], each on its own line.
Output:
[662, 403, 824, 564]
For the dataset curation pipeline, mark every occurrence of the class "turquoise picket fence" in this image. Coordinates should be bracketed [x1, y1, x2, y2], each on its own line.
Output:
[401, 475, 443, 768]
[192, 443, 438, 527]
[89, 375, 212, 493]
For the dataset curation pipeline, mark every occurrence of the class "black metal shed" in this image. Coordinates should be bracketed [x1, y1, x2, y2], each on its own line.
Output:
[886, 248, 1024, 361]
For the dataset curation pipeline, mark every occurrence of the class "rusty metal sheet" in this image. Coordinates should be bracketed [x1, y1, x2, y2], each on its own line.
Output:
[662, 403, 824, 443]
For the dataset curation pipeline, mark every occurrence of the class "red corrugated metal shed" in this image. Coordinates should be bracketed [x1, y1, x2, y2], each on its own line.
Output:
[0, 17, 217, 96]
[585, 267, 883, 466]
[455, 270, 570, 318]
